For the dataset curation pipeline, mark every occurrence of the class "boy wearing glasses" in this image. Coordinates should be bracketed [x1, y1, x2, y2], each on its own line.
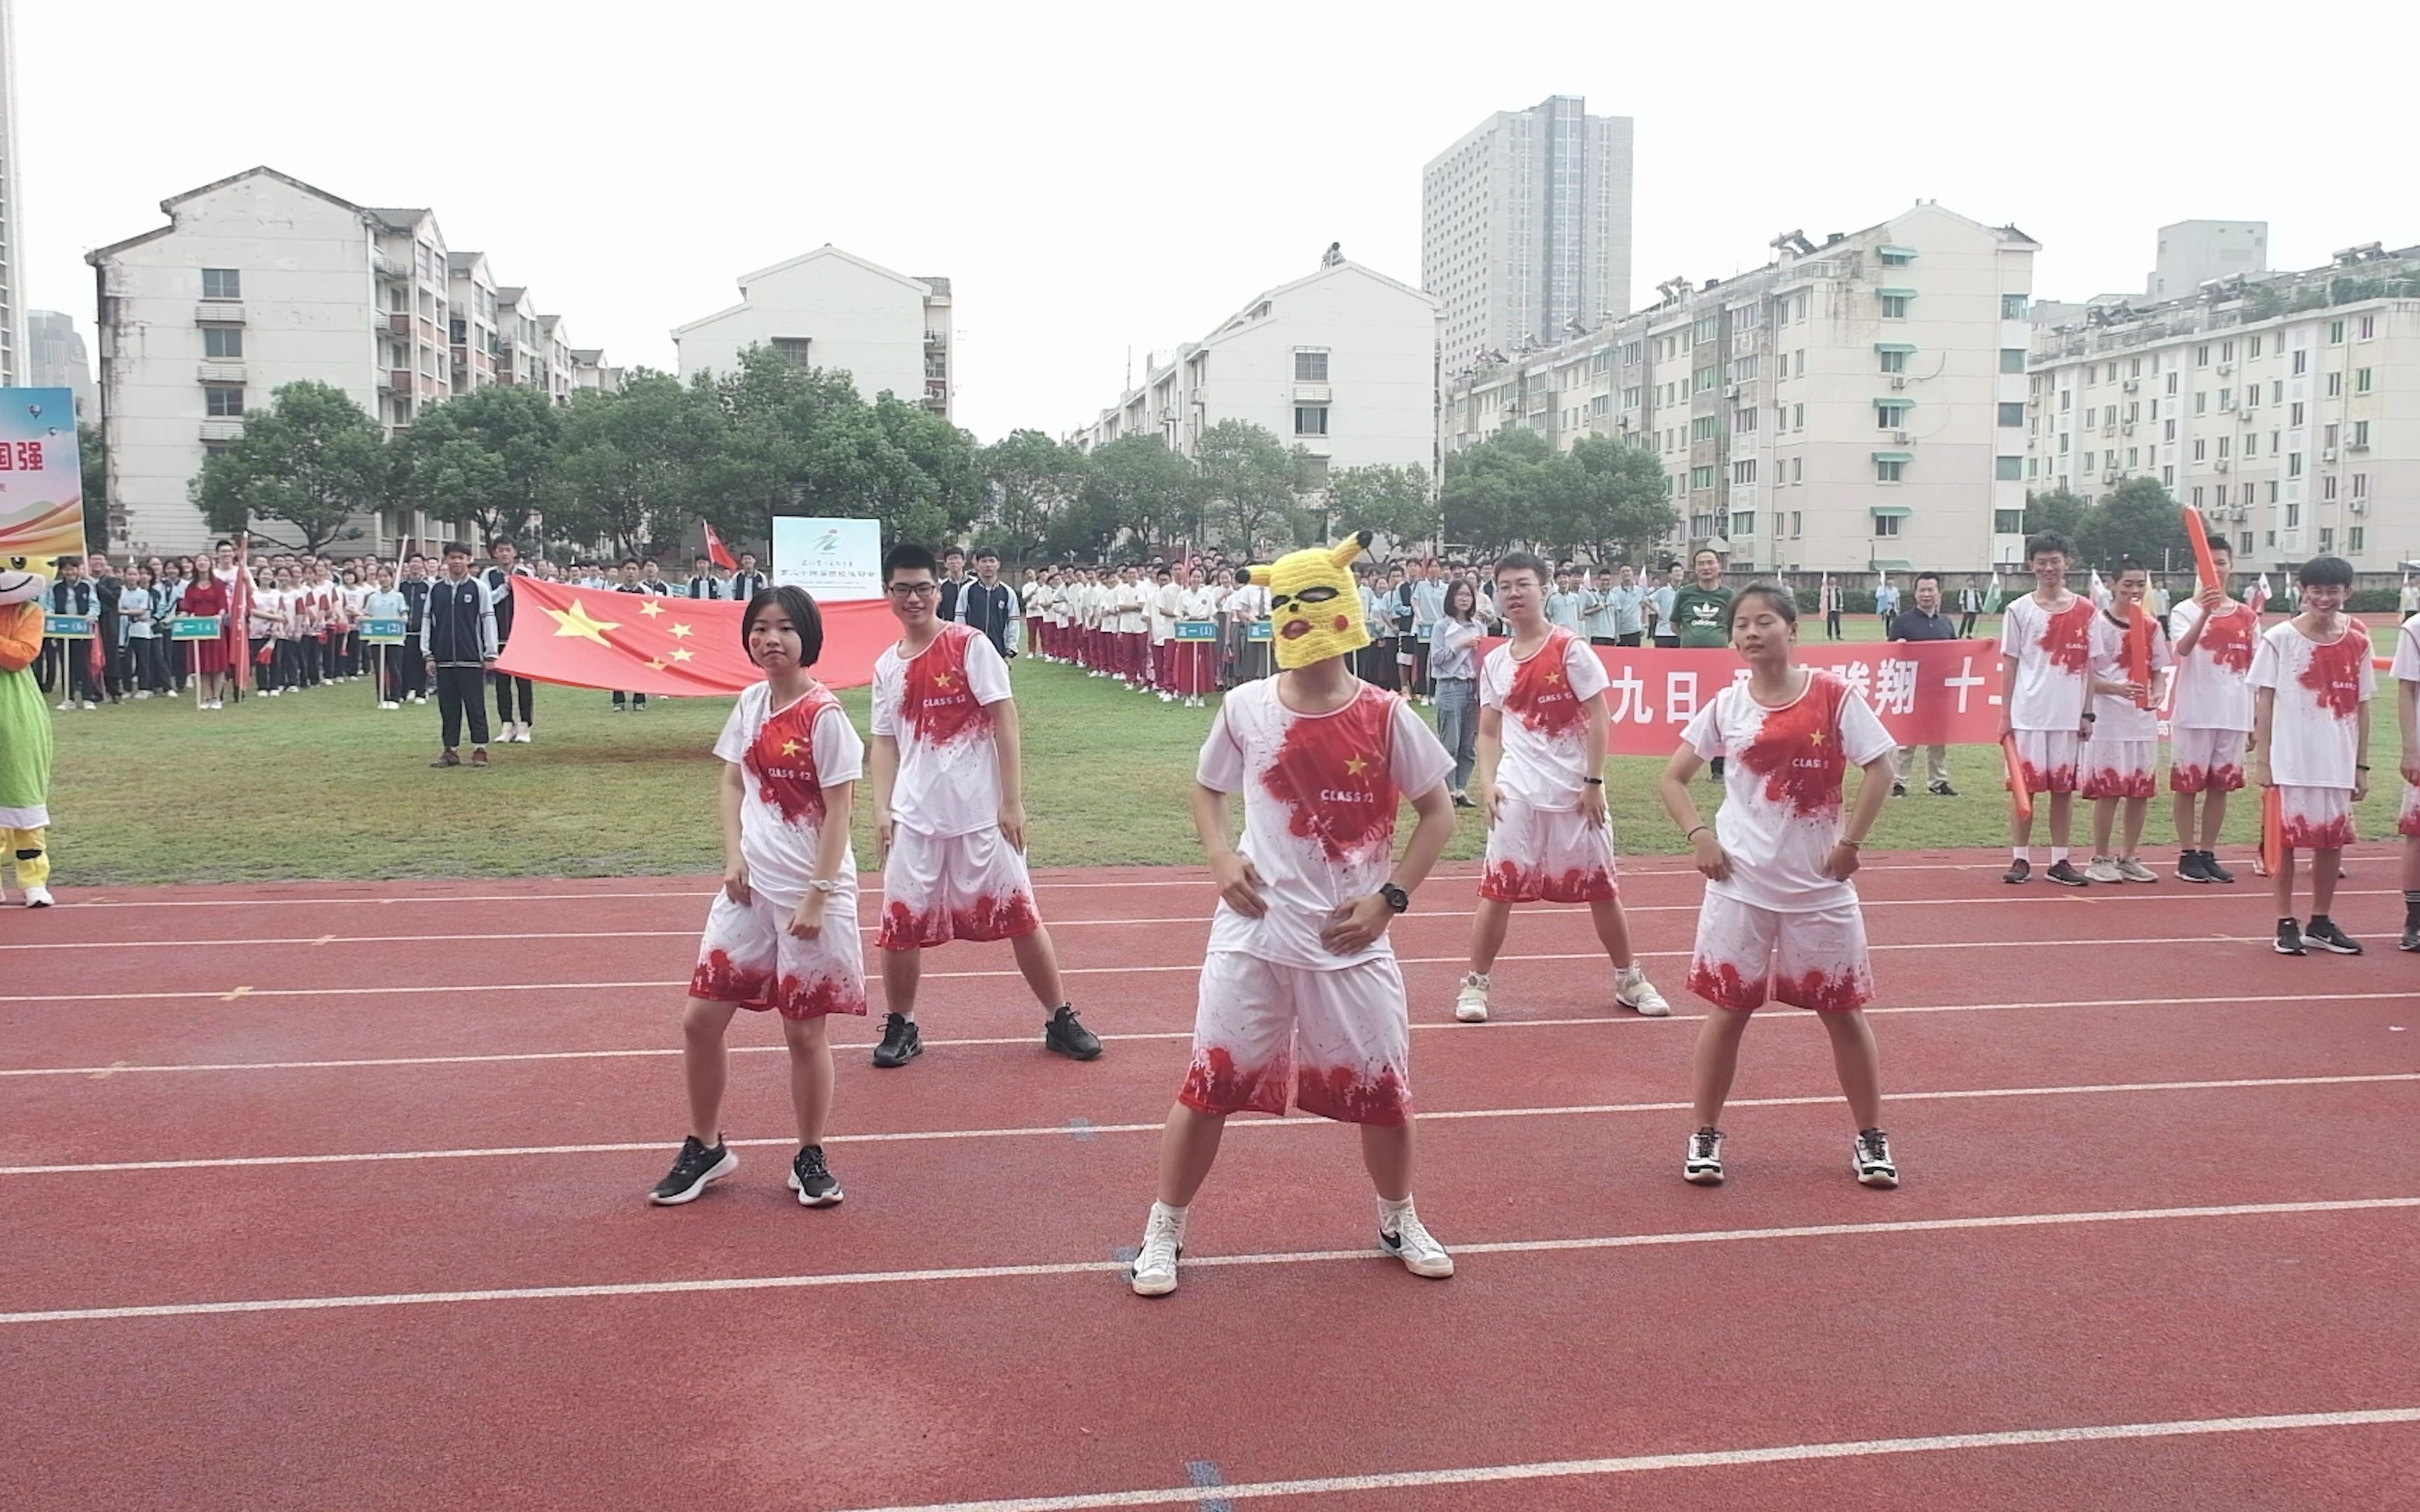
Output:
[867, 544, 1103, 1068]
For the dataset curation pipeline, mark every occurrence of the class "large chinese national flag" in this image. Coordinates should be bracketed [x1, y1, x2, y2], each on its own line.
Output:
[494, 579, 893, 696]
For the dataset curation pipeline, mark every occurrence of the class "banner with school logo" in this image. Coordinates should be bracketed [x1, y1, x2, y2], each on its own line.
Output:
[0, 389, 84, 566]
[770, 517, 883, 603]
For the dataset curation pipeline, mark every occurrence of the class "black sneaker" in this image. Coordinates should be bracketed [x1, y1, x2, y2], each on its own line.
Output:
[2179, 850, 2211, 883]
[872, 1013, 922, 1068]
[2274, 919, 2307, 956]
[1891, 781, 1907, 798]
[2400, 923, 2420, 953]
[2200, 852, 2237, 885]
[2045, 860, 2089, 887]
[648, 1135, 737, 1205]
[1928, 780, 1959, 797]
[2003, 859, 2031, 884]
[2304, 918, 2364, 956]
[788, 1145, 843, 1207]
[1044, 1004, 1103, 1060]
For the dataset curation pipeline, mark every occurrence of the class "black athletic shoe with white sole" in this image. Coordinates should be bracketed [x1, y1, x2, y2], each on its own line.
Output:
[2179, 849, 2211, 883]
[788, 1144, 842, 1206]
[2045, 860, 2089, 887]
[2200, 852, 2237, 885]
[1683, 1127, 1725, 1185]
[2303, 917, 2363, 955]
[2274, 918, 2307, 956]
[649, 1135, 737, 1205]
[2401, 923, 2420, 953]
[1044, 1004, 1103, 1060]
[2003, 859, 2031, 884]
[872, 1013, 923, 1068]
[1854, 1128, 1898, 1188]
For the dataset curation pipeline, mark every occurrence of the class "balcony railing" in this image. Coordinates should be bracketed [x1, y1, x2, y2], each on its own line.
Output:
[197, 362, 246, 383]
[199, 419, 244, 442]
[386, 312, 410, 335]
[195, 302, 244, 324]
[374, 253, 409, 280]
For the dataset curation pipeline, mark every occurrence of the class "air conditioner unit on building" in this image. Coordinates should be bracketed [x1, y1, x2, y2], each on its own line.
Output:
[2122, 379, 2139, 392]
[2323, 447, 2337, 461]
[2351, 498, 2369, 514]
[2103, 470, 2121, 484]
[2219, 398, 2236, 410]
[2122, 423, 2136, 435]
[1725, 385, 1741, 399]
[2216, 363, 2232, 375]
[1892, 431, 1912, 445]
[1889, 376, 1907, 390]
[2214, 459, 2231, 472]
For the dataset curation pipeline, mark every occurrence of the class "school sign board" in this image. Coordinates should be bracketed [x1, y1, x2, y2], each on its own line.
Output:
[0, 389, 85, 566]
[770, 517, 882, 603]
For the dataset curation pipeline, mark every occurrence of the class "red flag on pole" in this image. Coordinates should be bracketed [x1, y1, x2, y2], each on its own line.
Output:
[227, 534, 252, 694]
[493, 578, 892, 696]
[701, 519, 737, 571]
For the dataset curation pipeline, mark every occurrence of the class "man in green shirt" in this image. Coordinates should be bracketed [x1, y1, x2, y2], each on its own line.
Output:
[1670, 547, 1734, 780]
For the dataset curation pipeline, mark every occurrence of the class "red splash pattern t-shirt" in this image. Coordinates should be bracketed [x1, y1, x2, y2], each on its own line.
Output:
[2167, 597, 2257, 732]
[871, 622, 1014, 838]
[2249, 620, 2374, 788]
[1478, 628, 1610, 811]
[712, 680, 864, 909]
[1681, 670, 1896, 913]
[1998, 594, 2096, 731]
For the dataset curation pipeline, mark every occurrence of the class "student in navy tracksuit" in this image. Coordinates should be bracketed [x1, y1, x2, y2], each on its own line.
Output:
[422, 543, 498, 767]
[485, 540, 536, 742]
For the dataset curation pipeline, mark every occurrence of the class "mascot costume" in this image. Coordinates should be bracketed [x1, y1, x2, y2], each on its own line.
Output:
[1251, 530, 1372, 671]
[0, 555, 54, 906]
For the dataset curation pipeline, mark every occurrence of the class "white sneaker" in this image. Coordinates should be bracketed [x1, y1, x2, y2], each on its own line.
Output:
[1129, 1203, 1185, 1297]
[23, 885, 54, 908]
[499, 722, 519, 743]
[134, 690, 151, 700]
[2116, 856, 2158, 883]
[1854, 1128, 1899, 1189]
[380, 700, 398, 710]
[1616, 965, 1670, 1016]
[2084, 855, 2123, 885]
[81, 700, 97, 710]
[515, 727, 532, 744]
[1377, 1200, 1454, 1278]
[1453, 972, 1491, 1023]
[1684, 1126, 1726, 1184]
[54, 700, 72, 711]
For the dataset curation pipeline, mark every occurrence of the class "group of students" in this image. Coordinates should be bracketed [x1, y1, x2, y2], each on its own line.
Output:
[651, 531, 1904, 1301]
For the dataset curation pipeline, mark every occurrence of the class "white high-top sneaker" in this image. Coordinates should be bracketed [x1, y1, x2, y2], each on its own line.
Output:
[1453, 972, 1491, 1023]
[1129, 1202, 1185, 1297]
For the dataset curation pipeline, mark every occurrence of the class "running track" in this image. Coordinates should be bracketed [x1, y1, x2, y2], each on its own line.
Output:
[2, 850, 2414, 1510]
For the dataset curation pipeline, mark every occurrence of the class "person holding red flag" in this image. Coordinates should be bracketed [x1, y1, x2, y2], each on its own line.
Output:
[2169, 537, 2255, 883]
[866, 543, 1102, 1068]
[1998, 532, 2095, 886]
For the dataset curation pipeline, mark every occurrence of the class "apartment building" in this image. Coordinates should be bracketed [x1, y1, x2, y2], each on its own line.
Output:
[2026, 241, 2420, 570]
[27, 310, 95, 421]
[1424, 95, 1633, 380]
[1062, 254, 1438, 495]
[1442, 202, 2037, 573]
[85, 166, 603, 554]
[672, 245, 953, 419]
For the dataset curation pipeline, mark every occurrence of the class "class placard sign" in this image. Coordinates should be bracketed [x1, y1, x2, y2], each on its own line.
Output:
[1172, 620, 1218, 641]
[1246, 622, 1272, 642]
[1417, 623, 1433, 643]
[169, 615, 223, 641]
[44, 612, 94, 638]
[359, 617, 408, 644]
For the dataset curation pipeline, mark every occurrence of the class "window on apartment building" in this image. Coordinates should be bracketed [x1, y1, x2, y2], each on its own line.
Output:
[201, 268, 242, 300]
[2288, 401, 2304, 426]
[2082, 451, 2095, 470]
[2323, 475, 2337, 500]
[2193, 439, 2207, 461]
[2028, 457, 2039, 478]
[1790, 511, 1804, 538]
[1793, 403, 1804, 429]
[1999, 348, 2025, 374]
[2060, 390, 2073, 412]
[1879, 349, 1907, 374]
[1695, 365, 1718, 392]
[1995, 509, 2025, 533]
[1732, 355, 1759, 381]
[2353, 472, 2370, 498]
[1733, 460, 1758, 484]
[2165, 419, 2178, 441]
[2328, 320, 2346, 344]
[2268, 480, 2281, 503]
[2190, 486, 2204, 507]
[1693, 415, 1720, 442]
[2317, 526, 2335, 553]
[2127, 447, 2139, 468]
[2167, 372, 2179, 394]
[2244, 434, 2258, 457]
[2059, 433, 2070, 454]
[1880, 295, 1910, 318]
[2289, 452, 2304, 477]
[2162, 465, 2175, 486]
[2356, 367, 2374, 394]
[1731, 511, 1756, 536]
[1996, 456, 2024, 481]
[1733, 407, 1758, 433]
[2084, 407, 2098, 428]
[770, 337, 812, 368]
[1875, 402, 1910, 430]
[2221, 340, 2234, 363]
[2286, 499, 2301, 529]
[203, 384, 244, 417]
[2351, 526, 2366, 553]
[1690, 465, 1716, 490]
[2352, 420, 2371, 448]
[2358, 314, 2377, 340]
[202, 327, 244, 359]
[1693, 316, 1720, 344]
[2002, 294, 2029, 318]
[2195, 344, 2211, 368]
[1294, 405, 1329, 436]
[2324, 422, 2339, 447]
[1873, 512, 1903, 537]
[1875, 459, 1905, 482]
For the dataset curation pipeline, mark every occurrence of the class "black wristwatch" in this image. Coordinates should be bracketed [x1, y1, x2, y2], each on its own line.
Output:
[1378, 883, 1411, 914]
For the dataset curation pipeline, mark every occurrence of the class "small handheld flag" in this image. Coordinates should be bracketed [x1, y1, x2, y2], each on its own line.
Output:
[701, 519, 737, 572]
[2249, 573, 2272, 616]
[1983, 573, 2005, 614]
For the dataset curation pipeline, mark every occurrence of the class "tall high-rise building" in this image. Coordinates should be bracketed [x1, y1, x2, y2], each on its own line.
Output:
[26, 310, 93, 419]
[2146, 220, 2267, 300]
[0, 0, 22, 386]
[1424, 95, 1633, 379]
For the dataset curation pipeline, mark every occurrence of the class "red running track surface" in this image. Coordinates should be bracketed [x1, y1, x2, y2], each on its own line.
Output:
[1, 849, 2415, 1510]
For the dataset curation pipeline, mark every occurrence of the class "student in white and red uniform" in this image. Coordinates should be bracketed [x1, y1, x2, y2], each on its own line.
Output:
[649, 586, 865, 1210]
[2082, 556, 2172, 883]
[1453, 550, 1668, 1025]
[868, 543, 1102, 1068]
[1148, 564, 1179, 699]
[1998, 532, 2096, 886]
[1657, 584, 1899, 1191]
[2168, 537, 2256, 883]
[2393, 612, 2420, 951]
[1173, 565, 1218, 707]
[2249, 554, 2372, 957]
[1115, 564, 1150, 688]
[1127, 531, 1459, 1298]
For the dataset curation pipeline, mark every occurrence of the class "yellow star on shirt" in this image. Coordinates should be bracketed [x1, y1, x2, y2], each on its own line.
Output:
[545, 598, 621, 645]
[637, 600, 665, 618]
[781, 738, 802, 757]
[1344, 754, 1370, 776]
[669, 623, 695, 640]
[1809, 729, 1826, 745]
[669, 647, 695, 664]
[935, 671, 956, 688]
[1545, 669, 1563, 684]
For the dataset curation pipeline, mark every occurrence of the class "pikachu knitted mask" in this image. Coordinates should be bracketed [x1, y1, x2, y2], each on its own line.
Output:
[1251, 531, 1371, 670]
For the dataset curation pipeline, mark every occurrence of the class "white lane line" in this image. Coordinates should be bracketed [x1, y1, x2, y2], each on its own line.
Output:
[0, 936, 2279, 1005]
[7, 1073, 2412, 1176]
[3, 888, 2360, 955]
[8, 990, 2413, 1079]
[828, 1408, 2420, 1512]
[5, 1196, 2412, 1326]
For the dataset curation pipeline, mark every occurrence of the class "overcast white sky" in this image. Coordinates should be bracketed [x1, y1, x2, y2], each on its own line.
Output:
[25, 1, 2418, 442]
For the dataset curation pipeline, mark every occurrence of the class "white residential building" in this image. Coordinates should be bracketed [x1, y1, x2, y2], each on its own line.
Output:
[571, 349, 625, 395]
[1062, 255, 1439, 498]
[27, 310, 95, 421]
[0, 0, 21, 386]
[2026, 242, 2420, 571]
[1424, 95, 1633, 380]
[672, 245, 953, 419]
[2147, 220, 2268, 301]
[447, 251, 500, 394]
[1442, 202, 2038, 574]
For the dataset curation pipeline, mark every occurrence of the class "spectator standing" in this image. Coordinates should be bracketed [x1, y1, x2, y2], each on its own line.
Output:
[179, 558, 231, 709]
[1429, 578, 1486, 806]
[685, 555, 725, 600]
[936, 547, 970, 622]
[1409, 559, 1447, 703]
[1649, 562, 1683, 648]
[958, 549, 1018, 660]
[1823, 577, 1844, 640]
[730, 552, 767, 603]
[1958, 578, 1982, 638]
[422, 542, 498, 768]
[364, 568, 408, 709]
[87, 554, 125, 702]
[611, 559, 651, 711]
[1885, 571, 1959, 797]
[1608, 564, 1647, 647]
[397, 556, 432, 704]
[485, 540, 536, 743]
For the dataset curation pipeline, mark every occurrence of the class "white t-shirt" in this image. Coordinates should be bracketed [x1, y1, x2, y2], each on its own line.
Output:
[2087, 608, 2172, 743]
[1480, 628, 1608, 811]
[2249, 620, 2374, 789]
[1682, 670, 1896, 913]
[1150, 582, 1183, 643]
[2393, 619, 2420, 688]
[1197, 678, 1452, 971]
[1118, 581, 1149, 634]
[713, 681, 864, 909]
[1226, 584, 1270, 622]
[2167, 597, 2258, 732]
[871, 622, 1015, 838]
[1998, 592, 2096, 732]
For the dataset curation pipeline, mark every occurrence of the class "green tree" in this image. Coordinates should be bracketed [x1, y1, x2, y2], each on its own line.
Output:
[980, 428, 1090, 564]
[2022, 486, 2089, 546]
[1071, 435, 1197, 561]
[695, 347, 872, 548]
[1440, 426, 1555, 554]
[1326, 463, 1438, 549]
[391, 383, 564, 547]
[552, 372, 723, 559]
[189, 380, 386, 554]
[854, 393, 985, 549]
[1195, 419, 1300, 554]
[2077, 476, 2191, 570]
[1554, 435, 1678, 561]
[77, 421, 106, 522]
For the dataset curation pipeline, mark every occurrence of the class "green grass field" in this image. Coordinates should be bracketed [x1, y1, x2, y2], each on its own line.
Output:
[43, 614, 2405, 886]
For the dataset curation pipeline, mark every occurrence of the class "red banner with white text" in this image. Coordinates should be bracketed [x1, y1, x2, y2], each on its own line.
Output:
[494, 578, 894, 696]
[1482, 638, 2010, 757]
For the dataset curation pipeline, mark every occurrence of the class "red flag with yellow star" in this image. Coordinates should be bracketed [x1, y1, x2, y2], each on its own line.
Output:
[494, 579, 893, 696]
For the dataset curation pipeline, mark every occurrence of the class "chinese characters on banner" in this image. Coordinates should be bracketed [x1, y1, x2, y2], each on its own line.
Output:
[0, 388, 84, 566]
[1482, 638, 2008, 757]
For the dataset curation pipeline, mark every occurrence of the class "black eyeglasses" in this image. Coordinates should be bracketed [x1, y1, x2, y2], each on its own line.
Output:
[886, 582, 940, 598]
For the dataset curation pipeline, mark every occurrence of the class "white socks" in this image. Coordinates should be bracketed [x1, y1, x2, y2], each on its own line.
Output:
[2050, 846, 2070, 864]
[1378, 1196, 1414, 1226]
[2012, 846, 2031, 863]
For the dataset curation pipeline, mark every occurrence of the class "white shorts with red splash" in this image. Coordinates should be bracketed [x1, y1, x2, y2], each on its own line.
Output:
[877, 826, 1042, 949]
[1479, 797, 1618, 903]
[689, 890, 867, 1020]
[2007, 729, 2080, 794]
[2081, 738, 2157, 799]
[1177, 951, 1411, 1126]
[2400, 783, 2420, 839]
[2276, 785, 2356, 850]
[2169, 727, 2248, 794]
[1685, 892, 1874, 1015]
